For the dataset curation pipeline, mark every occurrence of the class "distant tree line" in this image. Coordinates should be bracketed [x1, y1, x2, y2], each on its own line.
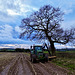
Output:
[15, 48, 30, 52]
[0, 48, 30, 52]
[56, 48, 75, 51]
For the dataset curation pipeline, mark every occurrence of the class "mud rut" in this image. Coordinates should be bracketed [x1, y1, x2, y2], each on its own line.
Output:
[0, 53, 69, 75]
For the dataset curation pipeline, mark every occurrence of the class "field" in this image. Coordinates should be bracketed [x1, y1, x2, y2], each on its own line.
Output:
[0, 52, 75, 75]
[52, 51, 75, 74]
[0, 53, 17, 72]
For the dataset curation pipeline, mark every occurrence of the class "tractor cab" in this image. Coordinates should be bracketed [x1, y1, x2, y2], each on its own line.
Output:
[33, 46, 43, 55]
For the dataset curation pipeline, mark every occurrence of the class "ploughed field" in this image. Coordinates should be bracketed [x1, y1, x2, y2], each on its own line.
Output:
[0, 53, 73, 75]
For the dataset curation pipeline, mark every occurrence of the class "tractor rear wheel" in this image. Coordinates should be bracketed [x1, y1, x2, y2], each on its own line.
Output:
[31, 58, 36, 63]
[45, 54, 48, 62]
[45, 57, 48, 62]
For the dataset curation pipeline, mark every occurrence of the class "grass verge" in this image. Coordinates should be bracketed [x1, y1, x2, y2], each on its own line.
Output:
[52, 53, 75, 75]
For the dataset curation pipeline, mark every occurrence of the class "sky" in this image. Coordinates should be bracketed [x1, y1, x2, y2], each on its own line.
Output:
[0, 0, 75, 49]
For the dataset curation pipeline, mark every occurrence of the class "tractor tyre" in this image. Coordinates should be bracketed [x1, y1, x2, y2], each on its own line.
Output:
[30, 57, 32, 62]
[32, 58, 36, 63]
[45, 57, 48, 62]
[30, 55, 32, 62]
[45, 54, 48, 62]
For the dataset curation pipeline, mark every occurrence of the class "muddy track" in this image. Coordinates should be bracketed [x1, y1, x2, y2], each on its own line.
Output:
[0, 54, 34, 75]
[0, 53, 70, 75]
[43, 62, 68, 75]
[25, 54, 69, 75]
[33, 63, 54, 75]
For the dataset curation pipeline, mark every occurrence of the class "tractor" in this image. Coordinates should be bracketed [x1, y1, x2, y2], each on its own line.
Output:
[30, 45, 48, 63]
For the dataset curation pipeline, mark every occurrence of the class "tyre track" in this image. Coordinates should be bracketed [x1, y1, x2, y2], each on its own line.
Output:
[25, 54, 55, 75]
[7, 53, 34, 75]
[22, 54, 37, 75]
[0, 53, 70, 75]
[39, 62, 57, 75]
[21, 54, 34, 75]
[25, 53, 69, 75]
[44, 62, 69, 75]
[0, 54, 19, 75]
[1, 53, 35, 75]
[7, 57, 20, 75]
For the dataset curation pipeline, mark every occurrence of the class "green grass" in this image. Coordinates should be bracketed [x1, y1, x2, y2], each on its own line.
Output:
[56, 51, 75, 53]
[43, 51, 48, 53]
[52, 53, 75, 74]
[52, 58, 75, 70]
[25, 53, 30, 56]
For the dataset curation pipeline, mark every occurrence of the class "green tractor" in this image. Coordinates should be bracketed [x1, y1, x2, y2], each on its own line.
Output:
[30, 45, 48, 63]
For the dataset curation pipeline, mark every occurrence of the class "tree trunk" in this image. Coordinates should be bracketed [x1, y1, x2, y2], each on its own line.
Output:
[45, 31, 56, 56]
[45, 43, 52, 56]
[50, 41, 56, 56]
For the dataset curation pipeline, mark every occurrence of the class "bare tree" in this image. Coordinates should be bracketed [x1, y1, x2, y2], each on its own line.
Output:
[20, 5, 75, 55]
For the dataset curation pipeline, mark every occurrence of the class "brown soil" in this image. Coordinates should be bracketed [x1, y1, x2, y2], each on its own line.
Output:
[0, 53, 72, 75]
[0, 53, 17, 72]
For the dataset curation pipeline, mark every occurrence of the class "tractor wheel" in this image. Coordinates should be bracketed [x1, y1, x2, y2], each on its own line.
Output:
[31, 58, 36, 63]
[30, 55, 32, 62]
[45, 54, 48, 62]
[30, 57, 32, 62]
[45, 57, 48, 62]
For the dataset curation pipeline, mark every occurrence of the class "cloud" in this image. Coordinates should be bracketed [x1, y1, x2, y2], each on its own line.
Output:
[64, 9, 73, 14]
[61, 20, 75, 29]
[0, 44, 30, 49]
[15, 26, 22, 33]
[0, 24, 13, 39]
[0, 11, 16, 23]
[7, 9, 20, 16]
[55, 44, 75, 49]
[0, 44, 75, 49]
[0, 0, 38, 23]
[0, 0, 75, 24]
[0, 25, 25, 44]
[0, 24, 38, 44]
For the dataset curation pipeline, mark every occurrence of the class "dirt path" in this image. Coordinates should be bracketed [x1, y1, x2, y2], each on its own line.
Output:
[0, 53, 70, 75]
[25, 54, 69, 75]
[33, 63, 54, 75]
[0, 54, 34, 75]
[44, 62, 68, 75]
